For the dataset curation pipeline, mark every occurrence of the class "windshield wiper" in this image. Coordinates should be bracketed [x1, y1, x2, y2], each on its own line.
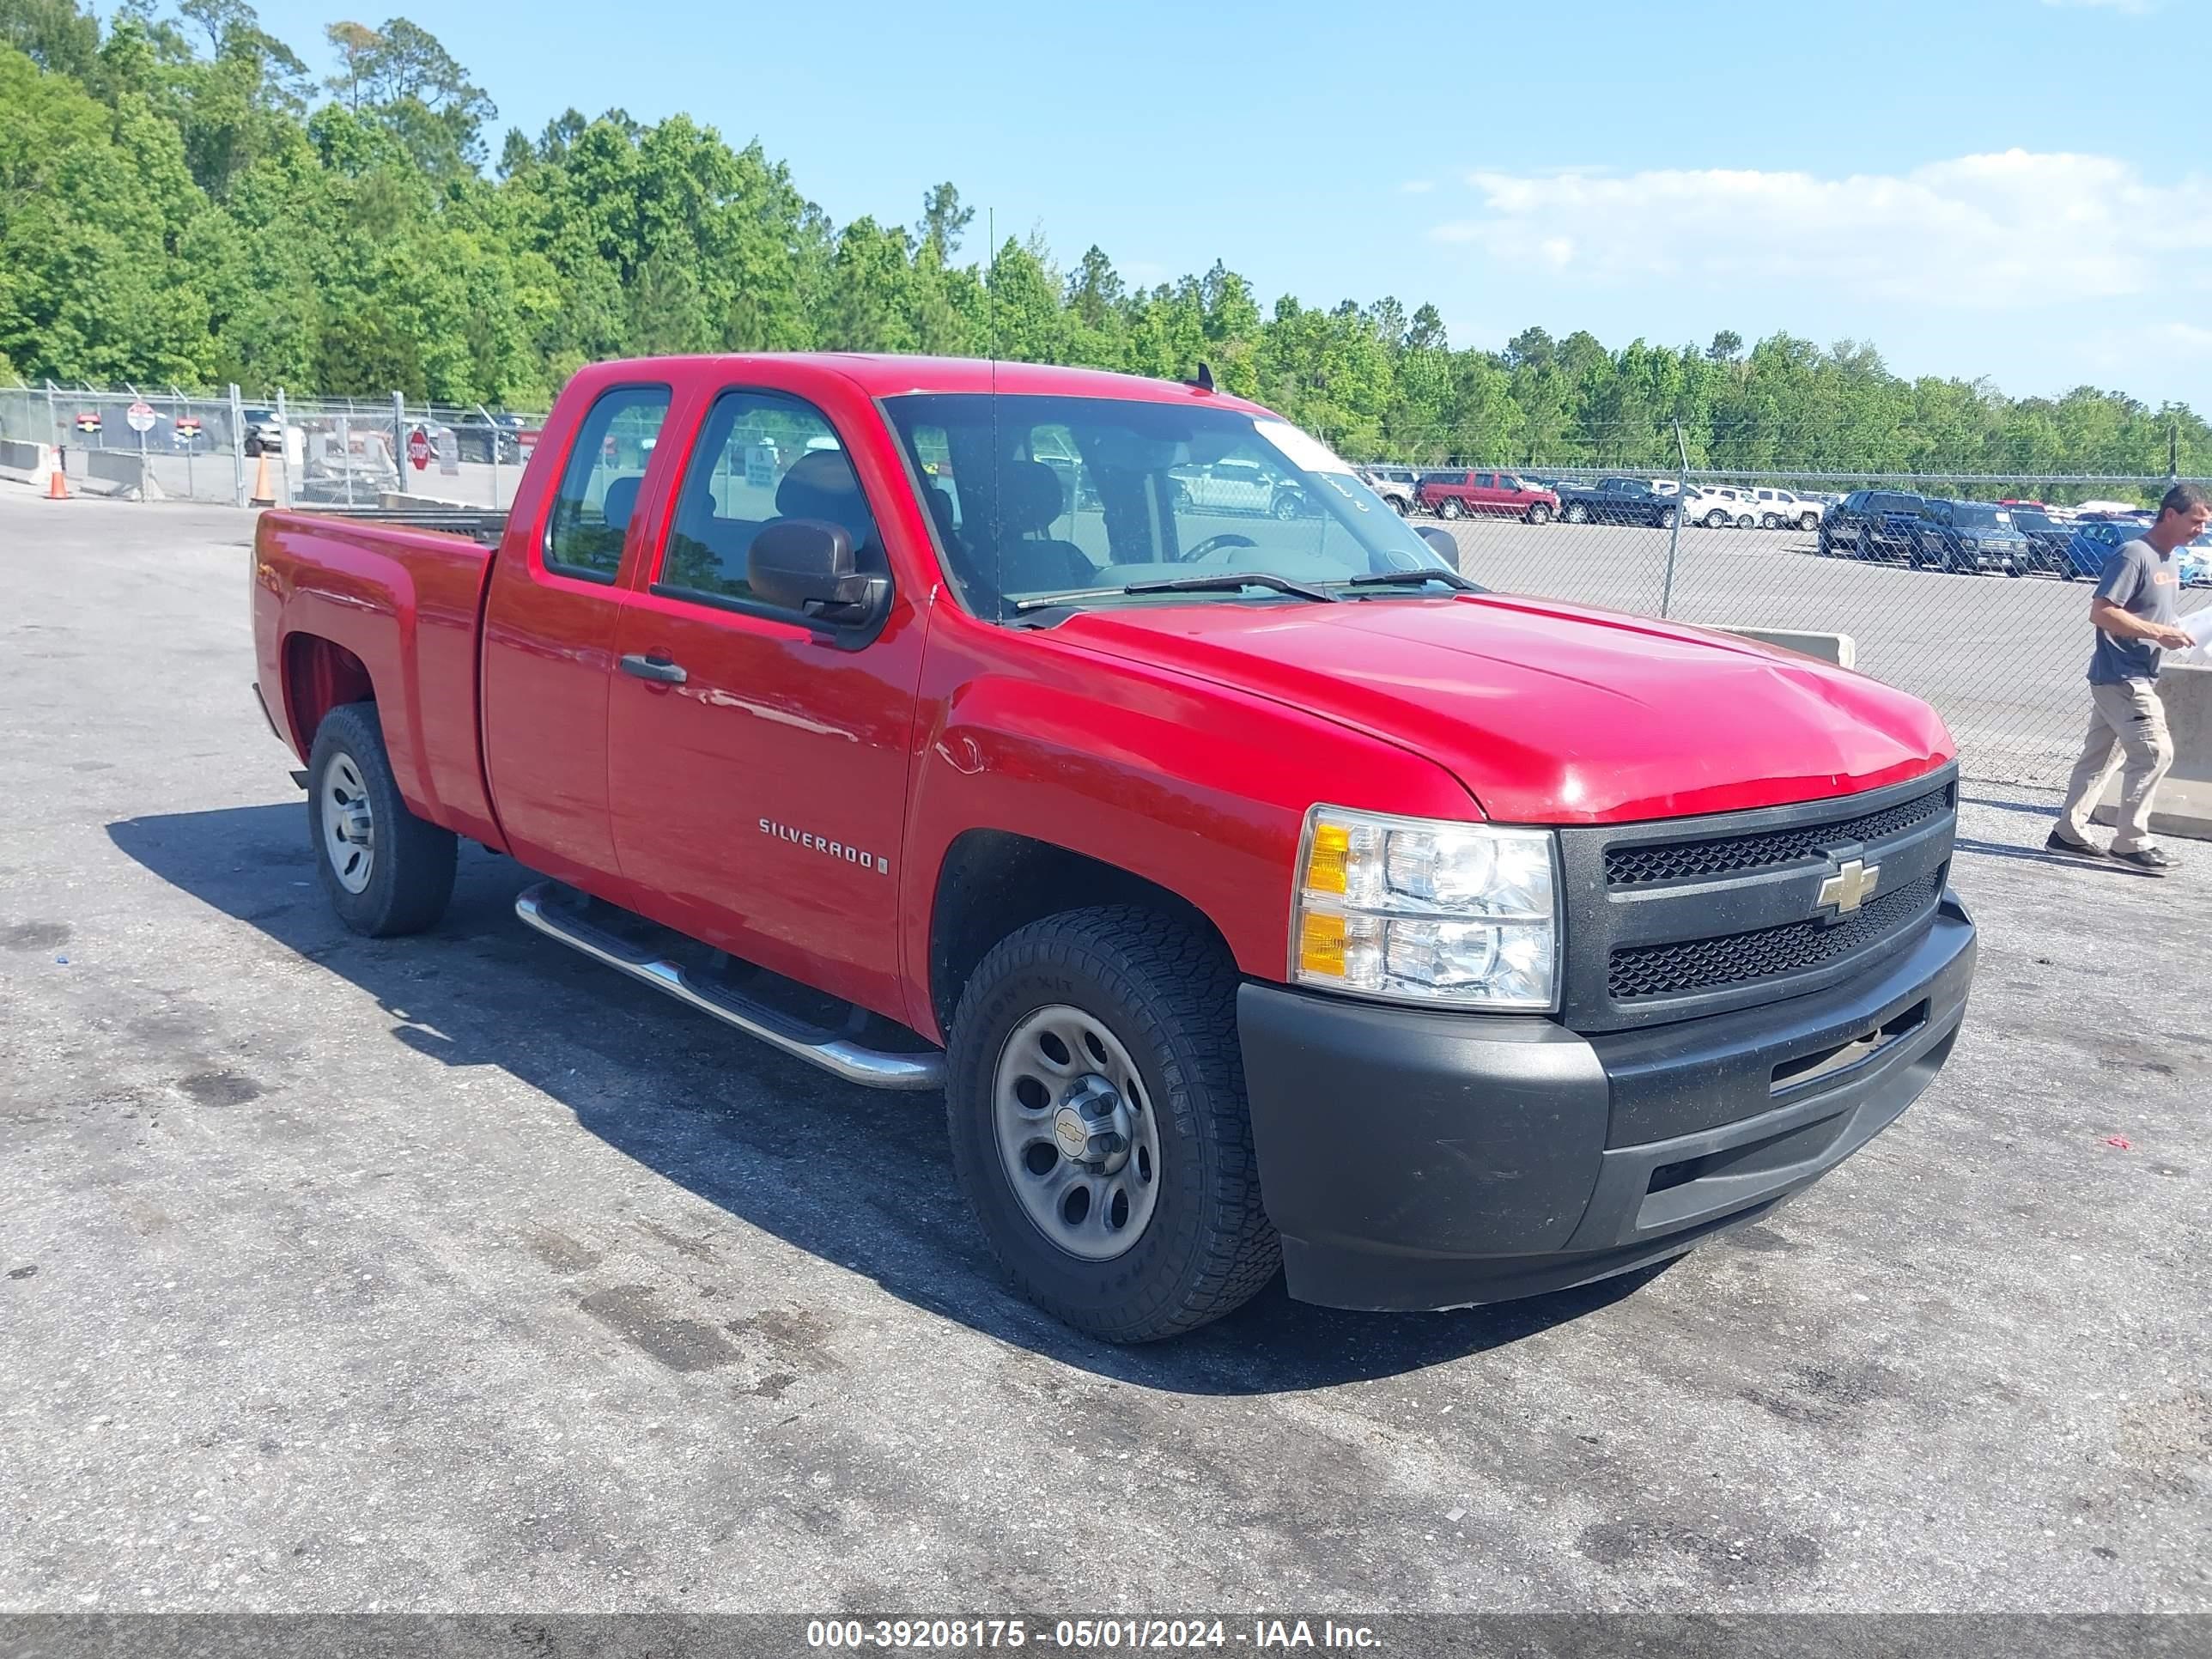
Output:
[1012, 572, 1340, 613]
[1122, 572, 1340, 602]
[1335, 569, 1483, 592]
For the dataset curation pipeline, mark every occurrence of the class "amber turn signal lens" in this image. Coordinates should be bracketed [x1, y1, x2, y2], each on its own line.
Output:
[1297, 912, 1347, 977]
[1304, 823, 1351, 894]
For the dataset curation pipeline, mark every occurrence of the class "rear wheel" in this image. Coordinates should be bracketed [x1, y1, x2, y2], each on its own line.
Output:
[1526, 502, 1553, 526]
[1656, 507, 1678, 531]
[1564, 501, 1589, 525]
[1798, 511, 1820, 532]
[1438, 498, 1464, 520]
[307, 702, 456, 937]
[1272, 492, 1304, 520]
[1760, 513, 1783, 530]
[945, 907, 1279, 1342]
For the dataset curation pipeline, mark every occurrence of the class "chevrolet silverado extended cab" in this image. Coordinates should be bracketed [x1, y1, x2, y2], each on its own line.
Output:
[251, 354, 1977, 1342]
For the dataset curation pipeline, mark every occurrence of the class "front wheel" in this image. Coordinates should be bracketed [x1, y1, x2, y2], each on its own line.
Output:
[1656, 507, 1679, 530]
[1760, 513, 1783, 530]
[307, 702, 456, 937]
[1705, 509, 1729, 529]
[945, 907, 1279, 1342]
[1388, 495, 1408, 515]
[1272, 492, 1304, 520]
[1564, 501, 1589, 524]
[1526, 502, 1553, 526]
[1798, 512, 1820, 532]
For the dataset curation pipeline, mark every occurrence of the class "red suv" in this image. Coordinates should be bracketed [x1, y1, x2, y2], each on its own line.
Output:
[1418, 469, 1559, 525]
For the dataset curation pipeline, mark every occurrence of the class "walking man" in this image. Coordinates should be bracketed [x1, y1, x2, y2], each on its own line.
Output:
[2049, 483, 2210, 872]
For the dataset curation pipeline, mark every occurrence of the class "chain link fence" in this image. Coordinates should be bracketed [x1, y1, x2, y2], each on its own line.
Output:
[1398, 456, 2208, 791]
[8, 384, 2206, 791]
[0, 382, 545, 509]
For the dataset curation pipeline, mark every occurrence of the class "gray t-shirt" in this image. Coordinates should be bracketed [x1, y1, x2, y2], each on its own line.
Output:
[2088, 538, 2180, 684]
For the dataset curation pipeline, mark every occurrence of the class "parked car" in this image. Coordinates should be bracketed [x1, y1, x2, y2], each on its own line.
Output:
[1746, 488, 1824, 532]
[453, 412, 527, 465]
[2178, 535, 2212, 589]
[1820, 489, 1930, 560]
[1169, 458, 1311, 519]
[1416, 469, 1559, 524]
[247, 350, 1975, 1342]
[1354, 465, 1416, 515]
[240, 409, 286, 457]
[1680, 486, 1759, 529]
[1911, 501, 2033, 576]
[2060, 517, 2139, 581]
[1553, 477, 1681, 527]
[2005, 507, 2075, 575]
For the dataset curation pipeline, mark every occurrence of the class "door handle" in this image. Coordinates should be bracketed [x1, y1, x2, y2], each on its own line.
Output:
[619, 653, 688, 684]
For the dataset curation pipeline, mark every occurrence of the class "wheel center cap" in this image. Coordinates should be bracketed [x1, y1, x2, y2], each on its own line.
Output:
[1053, 1076, 1130, 1173]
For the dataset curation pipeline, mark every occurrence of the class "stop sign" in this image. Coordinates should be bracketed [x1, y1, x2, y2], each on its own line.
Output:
[407, 427, 431, 471]
[125, 401, 157, 433]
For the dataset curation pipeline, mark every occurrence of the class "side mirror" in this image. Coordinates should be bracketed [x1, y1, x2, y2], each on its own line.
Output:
[750, 519, 890, 627]
[1417, 524, 1462, 571]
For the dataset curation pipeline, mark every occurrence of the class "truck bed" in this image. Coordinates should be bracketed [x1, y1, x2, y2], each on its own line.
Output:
[253, 507, 505, 848]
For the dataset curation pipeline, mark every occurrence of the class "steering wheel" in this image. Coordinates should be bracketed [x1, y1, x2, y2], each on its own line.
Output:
[1182, 532, 1258, 563]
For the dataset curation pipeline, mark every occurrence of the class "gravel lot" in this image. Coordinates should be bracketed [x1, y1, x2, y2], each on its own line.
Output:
[1, 490, 2207, 1614]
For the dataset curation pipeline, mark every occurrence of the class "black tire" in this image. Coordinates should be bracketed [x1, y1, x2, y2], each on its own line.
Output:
[307, 701, 457, 938]
[1388, 495, 1408, 515]
[1526, 502, 1553, 526]
[1760, 513, 1782, 530]
[1272, 492, 1304, 520]
[1656, 506, 1678, 530]
[945, 906, 1279, 1342]
[1564, 501, 1589, 525]
[1705, 508, 1728, 529]
[1438, 498, 1464, 520]
[1798, 512, 1820, 532]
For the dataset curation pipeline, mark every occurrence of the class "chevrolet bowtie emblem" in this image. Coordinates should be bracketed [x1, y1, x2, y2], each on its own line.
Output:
[1818, 858, 1881, 915]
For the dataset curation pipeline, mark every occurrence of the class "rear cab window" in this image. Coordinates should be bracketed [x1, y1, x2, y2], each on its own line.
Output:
[545, 386, 671, 582]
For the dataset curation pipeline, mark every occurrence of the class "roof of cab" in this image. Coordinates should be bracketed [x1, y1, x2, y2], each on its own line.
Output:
[592, 352, 1275, 413]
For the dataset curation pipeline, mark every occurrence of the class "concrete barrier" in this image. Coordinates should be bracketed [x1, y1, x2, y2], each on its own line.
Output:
[0, 438, 55, 483]
[80, 450, 166, 501]
[2093, 662, 2212, 842]
[1711, 626, 1857, 668]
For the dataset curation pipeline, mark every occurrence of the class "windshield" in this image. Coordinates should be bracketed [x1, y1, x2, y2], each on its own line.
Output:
[882, 393, 1454, 618]
[1954, 505, 2010, 527]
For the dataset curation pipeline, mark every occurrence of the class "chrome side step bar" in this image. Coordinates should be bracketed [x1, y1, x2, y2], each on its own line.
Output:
[513, 881, 944, 1091]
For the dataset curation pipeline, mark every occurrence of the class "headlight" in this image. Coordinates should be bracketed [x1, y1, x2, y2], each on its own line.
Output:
[1291, 806, 1559, 1011]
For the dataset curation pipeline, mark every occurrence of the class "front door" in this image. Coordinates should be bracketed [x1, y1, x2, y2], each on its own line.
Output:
[605, 382, 927, 1022]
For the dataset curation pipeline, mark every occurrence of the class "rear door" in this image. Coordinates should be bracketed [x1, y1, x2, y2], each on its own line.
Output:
[480, 380, 673, 888]
[604, 376, 928, 1020]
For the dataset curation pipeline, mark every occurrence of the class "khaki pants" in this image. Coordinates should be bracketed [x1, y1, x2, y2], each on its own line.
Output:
[2057, 678, 2174, 852]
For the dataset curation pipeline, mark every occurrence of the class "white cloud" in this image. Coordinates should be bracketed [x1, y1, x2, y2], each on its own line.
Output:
[1431, 150, 2212, 309]
[1399, 179, 1435, 194]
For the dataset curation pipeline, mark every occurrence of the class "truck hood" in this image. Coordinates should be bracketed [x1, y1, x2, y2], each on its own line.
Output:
[1051, 595, 1954, 823]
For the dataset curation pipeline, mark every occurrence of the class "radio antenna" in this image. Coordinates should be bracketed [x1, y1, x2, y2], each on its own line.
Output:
[988, 207, 1003, 622]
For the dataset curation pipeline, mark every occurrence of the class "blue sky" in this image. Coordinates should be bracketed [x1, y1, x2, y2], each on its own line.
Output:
[217, 0, 2209, 408]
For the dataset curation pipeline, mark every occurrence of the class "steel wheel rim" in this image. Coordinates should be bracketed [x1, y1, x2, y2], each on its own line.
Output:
[992, 1004, 1162, 1262]
[320, 752, 375, 894]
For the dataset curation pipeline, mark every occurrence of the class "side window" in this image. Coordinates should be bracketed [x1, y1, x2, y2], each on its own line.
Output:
[545, 386, 670, 582]
[657, 388, 884, 612]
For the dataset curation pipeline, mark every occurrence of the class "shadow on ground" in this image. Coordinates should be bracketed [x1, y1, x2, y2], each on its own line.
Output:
[109, 803, 1663, 1396]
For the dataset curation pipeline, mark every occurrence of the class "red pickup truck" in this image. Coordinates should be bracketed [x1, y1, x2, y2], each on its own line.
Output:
[1417, 469, 1560, 525]
[251, 354, 1976, 1341]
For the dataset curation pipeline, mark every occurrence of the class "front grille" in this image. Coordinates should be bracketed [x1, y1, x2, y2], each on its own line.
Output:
[1608, 870, 1944, 1001]
[1605, 783, 1953, 886]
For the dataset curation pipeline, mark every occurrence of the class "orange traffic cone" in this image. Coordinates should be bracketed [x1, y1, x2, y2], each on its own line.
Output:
[45, 460, 69, 501]
[249, 452, 275, 507]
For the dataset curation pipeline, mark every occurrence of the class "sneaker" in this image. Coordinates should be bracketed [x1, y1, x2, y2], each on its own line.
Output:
[2111, 846, 2175, 874]
[2044, 830, 2106, 858]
